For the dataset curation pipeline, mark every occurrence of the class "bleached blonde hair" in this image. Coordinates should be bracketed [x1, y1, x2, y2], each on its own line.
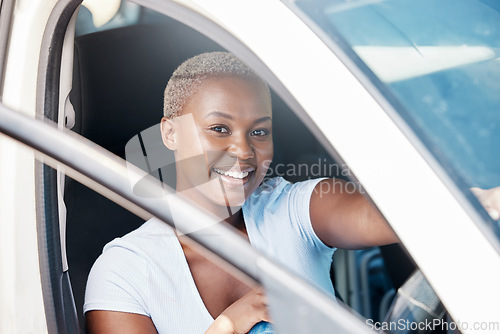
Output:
[163, 52, 271, 118]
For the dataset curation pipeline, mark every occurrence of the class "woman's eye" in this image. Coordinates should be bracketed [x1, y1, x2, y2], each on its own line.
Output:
[210, 125, 230, 134]
[251, 129, 269, 136]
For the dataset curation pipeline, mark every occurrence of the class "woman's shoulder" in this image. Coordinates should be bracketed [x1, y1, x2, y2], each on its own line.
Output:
[247, 177, 289, 201]
[109, 217, 175, 245]
[85, 218, 182, 314]
[94, 218, 178, 271]
[245, 176, 325, 209]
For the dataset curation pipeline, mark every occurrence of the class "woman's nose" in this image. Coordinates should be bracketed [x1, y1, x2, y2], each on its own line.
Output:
[227, 134, 255, 160]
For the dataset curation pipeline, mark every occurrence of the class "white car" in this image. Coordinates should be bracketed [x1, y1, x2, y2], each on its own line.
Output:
[0, 0, 499, 333]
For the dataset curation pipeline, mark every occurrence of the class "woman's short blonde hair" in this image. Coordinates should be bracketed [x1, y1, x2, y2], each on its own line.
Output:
[163, 52, 270, 118]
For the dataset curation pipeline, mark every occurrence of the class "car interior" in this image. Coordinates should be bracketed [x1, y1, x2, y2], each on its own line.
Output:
[41, 1, 428, 332]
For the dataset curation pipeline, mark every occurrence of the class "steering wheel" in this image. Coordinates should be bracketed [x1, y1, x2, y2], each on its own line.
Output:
[383, 270, 446, 334]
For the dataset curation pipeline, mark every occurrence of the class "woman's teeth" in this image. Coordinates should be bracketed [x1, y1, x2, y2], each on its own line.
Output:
[213, 168, 250, 179]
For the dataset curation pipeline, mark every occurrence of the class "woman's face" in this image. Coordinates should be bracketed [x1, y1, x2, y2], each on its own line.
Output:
[162, 76, 273, 211]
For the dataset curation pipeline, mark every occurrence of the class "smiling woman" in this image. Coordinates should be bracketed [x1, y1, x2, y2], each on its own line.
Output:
[162, 79, 273, 205]
[160, 52, 274, 213]
[83, 53, 279, 334]
[83, 52, 400, 334]
[161, 77, 273, 210]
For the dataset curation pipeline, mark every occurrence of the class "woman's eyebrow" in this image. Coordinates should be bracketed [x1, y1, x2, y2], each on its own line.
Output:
[204, 111, 233, 120]
[253, 116, 272, 124]
[203, 112, 272, 124]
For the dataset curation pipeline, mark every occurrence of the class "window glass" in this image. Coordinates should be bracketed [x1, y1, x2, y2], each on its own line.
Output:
[295, 0, 500, 247]
[296, 0, 500, 191]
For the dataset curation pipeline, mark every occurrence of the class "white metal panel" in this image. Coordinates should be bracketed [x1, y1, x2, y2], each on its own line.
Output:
[0, 0, 59, 333]
[183, 0, 500, 330]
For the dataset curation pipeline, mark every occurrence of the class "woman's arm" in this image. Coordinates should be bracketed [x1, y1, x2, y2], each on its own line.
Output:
[86, 290, 268, 334]
[310, 179, 500, 249]
[86, 282, 268, 334]
[86, 310, 158, 334]
[310, 178, 397, 249]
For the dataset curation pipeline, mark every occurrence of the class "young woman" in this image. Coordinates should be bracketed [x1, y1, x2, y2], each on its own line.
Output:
[84, 52, 500, 334]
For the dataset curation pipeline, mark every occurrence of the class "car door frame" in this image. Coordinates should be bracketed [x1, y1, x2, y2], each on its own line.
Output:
[10, 0, 500, 332]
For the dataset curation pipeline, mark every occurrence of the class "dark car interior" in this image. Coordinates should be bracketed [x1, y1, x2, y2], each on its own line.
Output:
[58, 2, 419, 332]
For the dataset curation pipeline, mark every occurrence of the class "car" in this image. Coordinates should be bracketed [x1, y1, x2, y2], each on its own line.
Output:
[0, 0, 499, 333]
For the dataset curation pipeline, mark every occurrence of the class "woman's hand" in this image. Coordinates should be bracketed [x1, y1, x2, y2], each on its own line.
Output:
[205, 287, 270, 334]
[471, 186, 500, 220]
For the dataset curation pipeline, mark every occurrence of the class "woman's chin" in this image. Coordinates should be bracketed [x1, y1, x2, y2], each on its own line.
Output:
[212, 191, 247, 208]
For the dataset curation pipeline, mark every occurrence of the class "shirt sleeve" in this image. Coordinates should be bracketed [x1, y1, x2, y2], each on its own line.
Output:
[84, 241, 150, 316]
[244, 177, 336, 294]
[287, 177, 333, 252]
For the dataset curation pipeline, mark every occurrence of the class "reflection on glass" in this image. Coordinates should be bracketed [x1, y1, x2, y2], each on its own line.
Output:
[298, 0, 500, 189]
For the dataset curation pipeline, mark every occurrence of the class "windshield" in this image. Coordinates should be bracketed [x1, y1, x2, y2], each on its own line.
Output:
[294, 0, 500, 223]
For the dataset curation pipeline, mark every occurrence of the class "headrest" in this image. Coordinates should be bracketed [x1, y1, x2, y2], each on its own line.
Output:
[70, 24, 180, 156]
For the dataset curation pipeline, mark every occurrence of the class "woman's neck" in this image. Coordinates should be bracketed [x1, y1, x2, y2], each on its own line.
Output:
[174, 181, 245, 230]
[225, 209, 245, 231]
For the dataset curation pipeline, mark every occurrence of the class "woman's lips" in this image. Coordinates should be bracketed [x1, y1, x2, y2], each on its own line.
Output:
[212, 167, 255, 187]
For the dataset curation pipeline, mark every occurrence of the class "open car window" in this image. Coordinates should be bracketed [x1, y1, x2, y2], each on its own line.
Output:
[66, 4, 390, 332]
[30, 1, 413, 333]
[67, 1, 477, 333]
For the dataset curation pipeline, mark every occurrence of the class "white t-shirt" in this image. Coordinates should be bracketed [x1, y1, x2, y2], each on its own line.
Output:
[84, 177, 335, 333]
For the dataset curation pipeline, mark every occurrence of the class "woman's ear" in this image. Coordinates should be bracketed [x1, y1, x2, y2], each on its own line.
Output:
[160, 117, 177, 150]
